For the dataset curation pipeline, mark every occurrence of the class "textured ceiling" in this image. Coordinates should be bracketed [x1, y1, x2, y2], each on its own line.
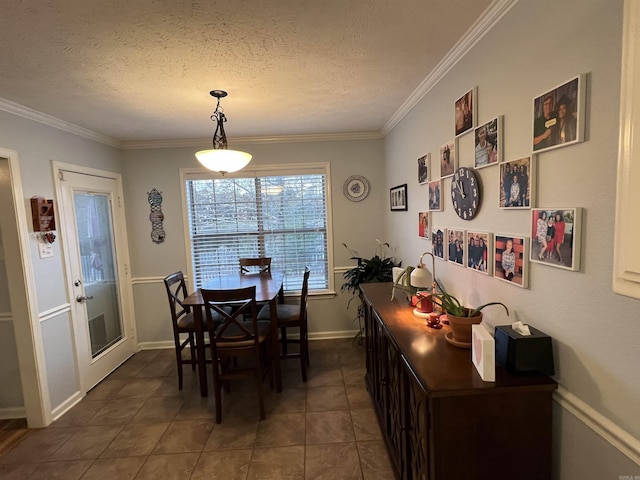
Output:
[0, 0, 495, 144]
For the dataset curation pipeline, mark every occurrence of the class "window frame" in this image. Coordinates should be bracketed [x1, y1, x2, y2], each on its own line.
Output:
[180, 162, 335, 296]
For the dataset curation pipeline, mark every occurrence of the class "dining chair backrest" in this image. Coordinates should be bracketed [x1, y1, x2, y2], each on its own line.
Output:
[201, 286, 259, 343]
[239, 257, 272, 275]
[164, 271, 190, 328]
[298, 267, 311, 322]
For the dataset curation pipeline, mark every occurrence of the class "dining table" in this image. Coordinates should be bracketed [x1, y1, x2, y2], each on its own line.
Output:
[183, 271, 285, 397]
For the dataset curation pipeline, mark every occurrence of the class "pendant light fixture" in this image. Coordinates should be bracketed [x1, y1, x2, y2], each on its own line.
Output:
[195, 90, 252, 174]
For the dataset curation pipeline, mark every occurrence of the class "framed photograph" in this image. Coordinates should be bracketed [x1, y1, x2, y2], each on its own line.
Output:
[428, 180, 442, 211]
[455, 87, 476, 136]
[494, 234, 528, 288]
[439, 140, 456, 178]
[474, 116, 502, 168]
[431, 227, 445, 260]
[390, 184, 408, 211]
[499, 157, 534, 209]
[466, 231, 492, 275]
[530, 208, 582, 271]
[446, 228, 465, 266]
[418, 153, 430, 184]
[418, 212, 430, 239]
[532, 74, 585, 153]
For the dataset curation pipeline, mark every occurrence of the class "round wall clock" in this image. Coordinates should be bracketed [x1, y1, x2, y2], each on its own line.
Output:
[450, 167, 480, 220]
[343, 175, 370, 202]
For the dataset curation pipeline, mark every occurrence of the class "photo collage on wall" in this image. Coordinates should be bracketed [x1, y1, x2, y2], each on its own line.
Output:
[411, 74, 586, 287]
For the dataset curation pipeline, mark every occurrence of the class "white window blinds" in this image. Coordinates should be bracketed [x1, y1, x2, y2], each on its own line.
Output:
[185, 168, 330, 293]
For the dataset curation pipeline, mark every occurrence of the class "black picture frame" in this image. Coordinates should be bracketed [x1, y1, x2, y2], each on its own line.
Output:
[390, 184, 408, 211]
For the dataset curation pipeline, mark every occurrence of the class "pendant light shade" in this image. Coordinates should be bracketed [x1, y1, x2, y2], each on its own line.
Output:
[196, 90, 252, 174]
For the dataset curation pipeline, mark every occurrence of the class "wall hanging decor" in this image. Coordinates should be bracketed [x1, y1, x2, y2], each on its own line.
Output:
[147, 188, 166, 243]
[474, 116, 502, 168]
[418, 153, 430, 184]
[530, 208, 582, 271]
[343, 175, 370, 202]
[466, 231, 492, 275]
[499, 156, 534, 209]
[455, 87, 477, 137]
[439, 140, 456, 178]
[390, 184, 407, 211]
[494, 234, 528, 288]
[532, 74, 586, 153]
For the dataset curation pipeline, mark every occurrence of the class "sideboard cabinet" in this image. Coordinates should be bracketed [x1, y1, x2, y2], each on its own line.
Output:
[360, 283, 557, 480]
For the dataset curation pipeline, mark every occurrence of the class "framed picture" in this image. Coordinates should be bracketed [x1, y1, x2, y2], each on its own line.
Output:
[466, 231, 492, 275]
[455, 87, 476, 136]
[418, 212, 430, 239]
[499, 157, 534, 209]
[530, 208, 582, 271]
[474, 117, 502, 168]
[418, 153, 430, 184]
[439, 140, 456, 178]
[532, 74, 585, 153]
[428, 180, 442, 211]
[494, 234, 528, 288]
[390, 184, 408, 211]
[431, 227, 445, 260]
[446, 228, 465, 266]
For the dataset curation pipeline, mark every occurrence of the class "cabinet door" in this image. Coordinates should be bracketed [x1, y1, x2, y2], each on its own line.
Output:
[384, 334, 406, 479]
[403, 356, 430, 480]
[370, 312, 386, 412]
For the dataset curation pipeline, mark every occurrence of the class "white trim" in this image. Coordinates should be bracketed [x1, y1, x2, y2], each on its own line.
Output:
[0, 407, 26, 420]
[38, 303, 71, 323]
[554, 386, 640, 466]
[381, 0, 519, 136]
[51, 391, 84, 422]
[138, 341, 175, 350]
[121, 132, 382, 150]
[0, 97, 120, 148]
[0, 312, 12, 322]
[132, 276, 171, 285]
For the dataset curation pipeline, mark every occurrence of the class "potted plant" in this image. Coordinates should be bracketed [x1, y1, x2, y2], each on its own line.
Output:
[341, 241, 400, 342]
[419, 279, 509, 345]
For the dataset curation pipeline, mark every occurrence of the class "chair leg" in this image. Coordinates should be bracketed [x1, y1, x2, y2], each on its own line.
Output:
[212, 361, 223, 424]
[176, 346, 184, 390]
[300, 333, 308, 383]
[281, 327, 288, 355]
[189, 333, 196, 371]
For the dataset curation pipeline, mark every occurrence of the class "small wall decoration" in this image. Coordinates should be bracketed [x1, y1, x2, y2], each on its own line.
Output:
[532, 74, 585, 153]
[499, 157, 534, 209]
[418, 154, 430, 184]
[494, 234, 528, 288]
[466, 231, 492, 275]
[530, 208, 582, 271]
[446, 228, 465, 266]
[431, 227, 445, 260]
[455, 87, 476, 136]
[474, 116, 502, 168]
[418, 212, 430, 239]
[343, 175, 370, 202]
[428, 180, 442, 211]
[147, 188, 166, 243]
[390, 184, 408, 211]
[439, 140, 456, 178]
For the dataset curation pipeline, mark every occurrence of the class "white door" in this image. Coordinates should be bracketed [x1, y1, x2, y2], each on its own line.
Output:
[58, 169, 135, 391]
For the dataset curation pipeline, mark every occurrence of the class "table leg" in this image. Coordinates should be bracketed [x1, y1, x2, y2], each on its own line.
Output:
[270, 299, 282, 392]
[194, 305, 208, 397]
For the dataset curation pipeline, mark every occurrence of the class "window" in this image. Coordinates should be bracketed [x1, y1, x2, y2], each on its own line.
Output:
[183, 164, 332, 293]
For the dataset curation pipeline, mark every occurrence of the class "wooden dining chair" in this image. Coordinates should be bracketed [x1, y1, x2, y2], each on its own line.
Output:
[258, 267, 310, 382]
[239, 257, 272, 275]
[201, 285, 273, 423]
[164, 271, 229, 390]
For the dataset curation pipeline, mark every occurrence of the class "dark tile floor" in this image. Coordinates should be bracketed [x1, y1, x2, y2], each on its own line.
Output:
[0, 339, 394, 479]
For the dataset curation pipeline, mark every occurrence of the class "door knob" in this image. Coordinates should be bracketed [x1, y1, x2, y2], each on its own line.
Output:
[76, 295, 94, 303]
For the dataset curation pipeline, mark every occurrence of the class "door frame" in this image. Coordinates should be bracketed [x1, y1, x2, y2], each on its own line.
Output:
[0, 147, 51, 427]
[53, 161, 137, 393]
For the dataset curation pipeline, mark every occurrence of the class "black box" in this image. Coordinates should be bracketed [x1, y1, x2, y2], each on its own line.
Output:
[494, 325, 555, 375]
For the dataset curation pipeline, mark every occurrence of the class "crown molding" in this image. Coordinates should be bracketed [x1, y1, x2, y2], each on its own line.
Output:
[381, 0, 518, 136]
[121, 131, 383, 150]
[0, 97, 121, 148]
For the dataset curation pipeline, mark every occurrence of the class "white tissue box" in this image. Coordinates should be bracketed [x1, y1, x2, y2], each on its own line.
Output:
[472, 324, 495, 382]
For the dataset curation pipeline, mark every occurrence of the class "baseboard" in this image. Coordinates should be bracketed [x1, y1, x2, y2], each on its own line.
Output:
[51, 391, 84, 422]
[0, 406, 26, 420]
[137, 340, 175, 350]
[554, 385, 640, 466]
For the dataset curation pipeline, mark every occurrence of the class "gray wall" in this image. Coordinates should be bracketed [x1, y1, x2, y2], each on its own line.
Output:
[0, 110, 123, 416]
[382, 0, 639, 477]
[121, 138, 387, 346]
